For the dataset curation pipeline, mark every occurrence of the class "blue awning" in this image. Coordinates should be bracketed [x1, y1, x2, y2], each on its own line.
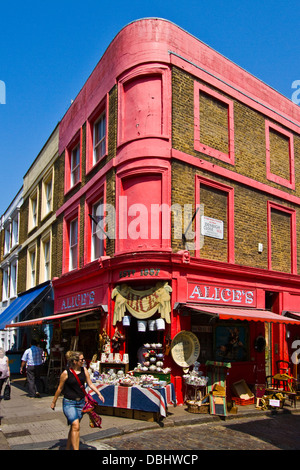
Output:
[0, 282, 51, 330]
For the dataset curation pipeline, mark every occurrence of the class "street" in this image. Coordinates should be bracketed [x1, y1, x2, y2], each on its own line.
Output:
[93, 414, 300, 451]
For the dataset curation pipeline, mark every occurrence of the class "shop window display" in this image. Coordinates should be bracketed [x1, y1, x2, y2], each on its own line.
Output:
[214, 323, 249, 362]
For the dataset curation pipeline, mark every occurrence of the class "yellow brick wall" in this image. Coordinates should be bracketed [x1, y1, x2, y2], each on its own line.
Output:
[171, 63, 300, 274]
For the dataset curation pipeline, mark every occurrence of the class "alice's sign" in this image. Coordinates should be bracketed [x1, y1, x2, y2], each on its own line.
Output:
[60, 290, 96, 311]
[188, 282, 256, 307]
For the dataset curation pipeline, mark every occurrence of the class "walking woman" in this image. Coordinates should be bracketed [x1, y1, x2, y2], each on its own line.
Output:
[0, 348, 10, 397]
[51, 351, 104, 450]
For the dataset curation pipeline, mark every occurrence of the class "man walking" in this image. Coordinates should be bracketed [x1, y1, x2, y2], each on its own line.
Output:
[20, 339, 43, 398]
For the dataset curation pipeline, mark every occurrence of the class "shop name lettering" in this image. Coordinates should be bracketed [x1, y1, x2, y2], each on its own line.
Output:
[119, 267, 160, 278]
[61, 291, 95, 310]
[189, 285, 255, 305]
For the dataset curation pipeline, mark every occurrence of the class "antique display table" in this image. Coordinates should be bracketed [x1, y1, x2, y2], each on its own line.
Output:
[87, 383, 176, 420]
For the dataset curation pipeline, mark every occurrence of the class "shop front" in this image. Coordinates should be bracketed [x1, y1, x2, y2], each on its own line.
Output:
[171, 274, 300, 406]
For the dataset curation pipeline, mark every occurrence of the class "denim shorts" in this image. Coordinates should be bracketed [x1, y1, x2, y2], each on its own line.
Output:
[63, 398, 85, 425]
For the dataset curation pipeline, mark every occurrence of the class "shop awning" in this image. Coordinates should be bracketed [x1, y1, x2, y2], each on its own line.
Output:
[175, 304, 300, 324]
[4, 306, 107, 329]
[283, 311, 300, 321]
[0, 282, 51, 330]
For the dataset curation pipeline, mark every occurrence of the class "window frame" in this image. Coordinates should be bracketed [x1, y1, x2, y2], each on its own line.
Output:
[194, 82, 235, 165]
[41, 168, 54, 220]
[65, 130, 82, 194]
[2, 265, 9, 301]
[117, 64, 170, 147]
[28, 189, 39, 233]
[27, 242, 37, 289]
[10, 258, 17, 299]
[195, 175, 235, 263]
[86, 96, 108, 173]
[267, 201, 297, 274]
[39, 230, 51, 283]
[84, 179, 106, 265]
[62, 205, 80, 274]
[265, 120, 295, 190]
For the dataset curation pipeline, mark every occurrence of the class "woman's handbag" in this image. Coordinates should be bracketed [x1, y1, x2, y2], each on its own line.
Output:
[3, 378, 11, 400]
[69, 369, 102, 428]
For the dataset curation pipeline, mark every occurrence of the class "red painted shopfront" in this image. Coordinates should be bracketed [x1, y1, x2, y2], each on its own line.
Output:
[51, 252, 300, 405]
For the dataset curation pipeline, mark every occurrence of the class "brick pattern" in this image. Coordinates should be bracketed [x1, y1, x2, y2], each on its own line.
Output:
[269, 128, 290, 181]
[199, 91, 229, 155]
[199, 184, 228, 262]
[171, 66, 300, 273]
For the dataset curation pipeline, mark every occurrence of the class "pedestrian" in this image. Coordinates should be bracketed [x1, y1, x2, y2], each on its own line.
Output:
[20, 339, 43, 398]
[0, 347, 10, 397]
[50, 350, 104, 450]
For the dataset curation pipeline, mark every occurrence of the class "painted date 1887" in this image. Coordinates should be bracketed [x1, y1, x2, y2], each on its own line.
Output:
[119, 268, 160, 279]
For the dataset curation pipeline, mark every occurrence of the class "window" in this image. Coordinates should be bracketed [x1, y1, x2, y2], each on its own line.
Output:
[4, 225, 10, 255]
[116, 169, 170, 254]
[71, 145, 80, 187]
[194, 82, 235, 165]
[29, 190, 38, 232]
[63, 205, 80, 274]
[195, 176, 234, 263]
[265, 121, 295, 189]
[27, 245, 37, 288]
[86, 98, 108, 172]
[42, 170, 53, 218]
[2, 266, 9, 301]
[69, 218, 78, 271]
[40, 233, 51, 282]
[93, 113, 106, 164]
[267, 201, 296, 274]
[65, 131, 81, 193]
[117, 65, 170, 146]
[11, 214, 19, 248]
[10, 260, 17, 298]
[91, 199, 104, 260]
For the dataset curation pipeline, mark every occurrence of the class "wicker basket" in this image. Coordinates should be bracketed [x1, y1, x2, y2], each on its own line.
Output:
[186, 401, 200, 413]
[186, 400, 209, 414]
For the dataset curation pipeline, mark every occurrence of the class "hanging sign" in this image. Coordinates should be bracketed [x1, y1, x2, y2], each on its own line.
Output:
[171, 331, 200, 368]
[112, 282, 172, 325]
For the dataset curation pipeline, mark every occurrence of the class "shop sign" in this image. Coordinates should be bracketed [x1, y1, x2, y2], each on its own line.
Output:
[188, 282, 256, 307]
[59, 289, 96, 312]
[201, 216, 223, 239]
[112, 282, 172, 325]
[171, 330, 200, 368]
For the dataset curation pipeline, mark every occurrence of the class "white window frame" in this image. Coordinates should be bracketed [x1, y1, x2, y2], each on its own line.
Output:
[4, 224, 11, 255]
[2, 266, 9, 301]
[91, 199, 104, 261]
[11, 214, 19, 248]
[69, 218, 78, 271]
[42, 169, 54, 219]
[28, 189, 39, 232]
[40, 231, 51, 282]
[93, 112, 106, 164]
[71, 145, 80, 187]
[10, 260, 17, 299]
[27, 243, 37, 289]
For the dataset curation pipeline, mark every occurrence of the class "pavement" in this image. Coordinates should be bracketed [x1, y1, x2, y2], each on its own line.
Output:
[1, 375, 300, 450]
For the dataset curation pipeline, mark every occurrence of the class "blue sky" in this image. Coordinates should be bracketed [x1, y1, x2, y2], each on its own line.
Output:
[0, 0, 299, 215]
